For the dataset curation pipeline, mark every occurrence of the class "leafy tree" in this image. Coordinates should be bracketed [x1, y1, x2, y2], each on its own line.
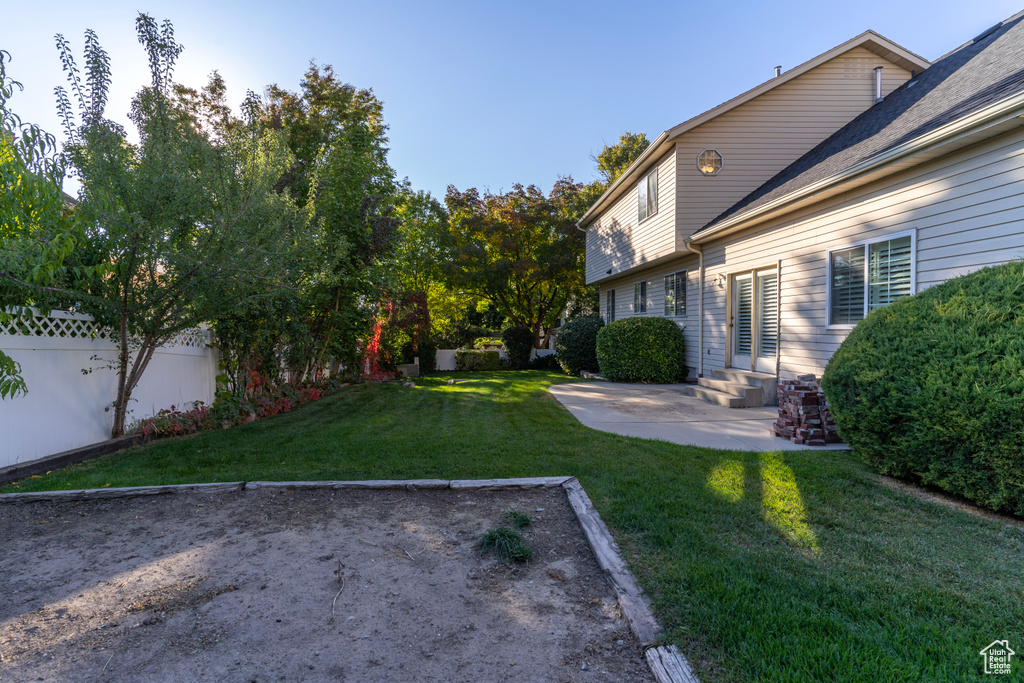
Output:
[371, 182, 455, 352]
[442, 178, 586, 349]
[558, 131, 652, 322]
[593, 131, 650, 186]
[0, 50, 92, 398]
[255, 63, 398, 378]
[56, 15, 304, 436]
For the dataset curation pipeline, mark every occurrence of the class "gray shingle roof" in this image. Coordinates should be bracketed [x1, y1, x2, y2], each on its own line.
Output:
[699, 12, 1024, 235]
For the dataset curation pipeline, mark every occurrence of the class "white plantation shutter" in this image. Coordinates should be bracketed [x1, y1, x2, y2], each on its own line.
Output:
[830, 247, 865, 324]
[758, 273, 778, 358]
[736, 278, 753, 357]
[648, 168, 658, 216]
[634, 281, 646, 313]
[637, 178, 648, 222]
[663, 271, 685, 316]
[664, 274, 675, 316]
[868, 236, 913, 310]
[674, 270, 686, 316]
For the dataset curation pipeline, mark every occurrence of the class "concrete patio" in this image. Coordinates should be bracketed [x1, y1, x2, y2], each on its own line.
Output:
[549, 382, 850, 452]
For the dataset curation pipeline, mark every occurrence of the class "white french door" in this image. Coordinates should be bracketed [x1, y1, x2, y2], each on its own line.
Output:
[731, 269, 779, 373]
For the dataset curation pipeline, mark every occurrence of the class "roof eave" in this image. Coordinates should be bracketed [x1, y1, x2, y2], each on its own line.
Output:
[577, 131, 669, 228]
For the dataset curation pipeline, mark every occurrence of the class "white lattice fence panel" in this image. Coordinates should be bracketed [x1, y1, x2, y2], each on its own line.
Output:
[1, 308, 207, 348]
[0, 310, 111, 341]
[164, 328, 209, 348]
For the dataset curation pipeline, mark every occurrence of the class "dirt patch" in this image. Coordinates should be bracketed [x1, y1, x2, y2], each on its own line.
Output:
[871, 472, 1024, 529]
[0, 486, 654, 682]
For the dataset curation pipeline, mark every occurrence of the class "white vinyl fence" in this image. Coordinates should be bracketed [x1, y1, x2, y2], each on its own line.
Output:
[434, 347, 555, 371]
[1, 309, 219, 468]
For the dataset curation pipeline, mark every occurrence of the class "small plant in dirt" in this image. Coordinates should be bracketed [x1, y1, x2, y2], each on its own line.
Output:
[506, 510, 533, 529]
[480, 527, 533, 563]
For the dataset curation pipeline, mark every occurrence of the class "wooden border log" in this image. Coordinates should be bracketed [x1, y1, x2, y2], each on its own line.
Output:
[449, 477, 572, 490]
[0, 481, 244, 503]
[645, 646, 701, 683]
[244, 480, 450, 491]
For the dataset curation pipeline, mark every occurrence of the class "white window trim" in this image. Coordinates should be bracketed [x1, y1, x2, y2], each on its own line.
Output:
[664, 270, 687, 317]
[825, 229, 916, 329]
[634, 281, 647, 314]
[697, 149, 723, 176]
[637, 168, 659, 224]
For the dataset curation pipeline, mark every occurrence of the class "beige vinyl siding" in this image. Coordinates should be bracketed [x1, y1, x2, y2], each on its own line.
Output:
[598, 254, 701, 373]
[673, 47, 911, 249]
[699, 125, 1024, 379]
[585, 151, 676, 284]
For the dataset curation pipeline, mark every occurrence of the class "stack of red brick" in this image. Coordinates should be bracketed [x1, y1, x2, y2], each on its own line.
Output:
[771, 374, 843, 446]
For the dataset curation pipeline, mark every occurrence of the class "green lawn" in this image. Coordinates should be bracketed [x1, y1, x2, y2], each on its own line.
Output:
[5, 371, 1022, 682]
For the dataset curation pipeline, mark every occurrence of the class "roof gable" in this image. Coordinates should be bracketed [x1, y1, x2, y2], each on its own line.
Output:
[578, 32, 929, 227]
[697, 12, 1024, 238]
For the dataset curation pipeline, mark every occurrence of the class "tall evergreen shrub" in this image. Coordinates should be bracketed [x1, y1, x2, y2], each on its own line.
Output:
[501, 326, 534, 369]
[821, 262, 1024, 514]
[555, 315, 604, 376]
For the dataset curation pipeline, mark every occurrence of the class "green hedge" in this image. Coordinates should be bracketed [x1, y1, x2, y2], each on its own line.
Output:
[419, 338, 437, 374]
[555, 315, 604, 376]
[455, 349, 503, 371]
[821, 261, 1024, 514]
[596, 317, 686, 383]
[501, 326, 534, 370]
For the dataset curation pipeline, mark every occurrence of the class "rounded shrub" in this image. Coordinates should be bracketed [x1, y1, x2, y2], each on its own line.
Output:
[501, 326, 535, 370]
[596, 317, 686, 383]
[554, 315, 605, 376]
[820, 261, 1024, 514]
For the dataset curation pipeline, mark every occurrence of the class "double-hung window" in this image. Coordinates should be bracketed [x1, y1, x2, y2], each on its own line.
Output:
[828, 233, 914, 325]
[664, 271, 686, 316]
[606, 289, 616, 323]
[634, 281, 647, 313]
[637, 168, 659, 222]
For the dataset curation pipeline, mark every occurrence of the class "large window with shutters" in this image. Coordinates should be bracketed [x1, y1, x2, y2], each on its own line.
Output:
[828, 232, 914, 326]
[637, 168, 658, 222]
[664, 271, 686, 316]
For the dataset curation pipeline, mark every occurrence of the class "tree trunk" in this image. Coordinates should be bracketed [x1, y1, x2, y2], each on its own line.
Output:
[111, 313, 132, 438]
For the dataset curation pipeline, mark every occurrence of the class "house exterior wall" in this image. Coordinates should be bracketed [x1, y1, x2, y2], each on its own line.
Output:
[597, 253, 701, 374]
[699, 125, 1024, 379]
[586, 150, 675, 284]
[584, 46, 912, 287]
[672, 46, 912, 248]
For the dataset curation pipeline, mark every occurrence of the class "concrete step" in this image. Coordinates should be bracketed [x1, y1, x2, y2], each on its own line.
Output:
[677, 384, 749, 408]
[710, 368, 778, 387]
[698, 377, 764, 403]
[710, 369, 778, 406]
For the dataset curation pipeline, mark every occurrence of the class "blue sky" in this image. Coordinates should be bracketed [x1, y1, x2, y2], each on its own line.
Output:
[2, 1, 1020, 200]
